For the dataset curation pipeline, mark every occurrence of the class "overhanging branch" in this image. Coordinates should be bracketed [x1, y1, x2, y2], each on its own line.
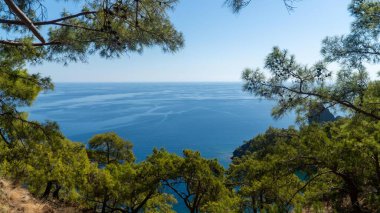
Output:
[0, 11, 98, 26]
[4, 0, 45, 43]
[256, 81, 380, 120]
[0, 40, 61, 46]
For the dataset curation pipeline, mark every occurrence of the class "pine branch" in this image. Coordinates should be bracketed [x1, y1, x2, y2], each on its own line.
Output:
[4, 0, 45, 43]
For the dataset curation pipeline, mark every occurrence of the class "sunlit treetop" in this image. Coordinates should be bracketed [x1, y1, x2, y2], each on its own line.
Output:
[88, 132, 135, 165]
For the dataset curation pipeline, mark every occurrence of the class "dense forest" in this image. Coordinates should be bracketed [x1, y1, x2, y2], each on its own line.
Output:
[0, 0, 379, 212]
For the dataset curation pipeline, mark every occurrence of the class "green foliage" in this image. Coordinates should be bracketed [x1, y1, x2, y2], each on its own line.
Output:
[0, 128, 91, 201]
[107, 161, 172, 212]
[225, 0, 298, 13]
[0, 44, 53, 147]
[322, 0, 380, 69]
[236, 1, 380, 212]
[232, 127, 297, 158]
[229, 118, 380, 212]
[88, 132, 135, 165]
[228, 129, 303, 212]
[83, 137, 179, 212]
[25, 139, 91, 201]
[81, 141, 235, 212]
[0, 1, 184, 212]
[241, 1, 380, 123]
[1, 1, 380, 212]
[0, 1, 230, 212]
[143, 193, 177, 213]
[164, 150, 232, 213]
[200, 194, 241, 213]
[0, 0, 184, 63]
[241, 46, 379, 121]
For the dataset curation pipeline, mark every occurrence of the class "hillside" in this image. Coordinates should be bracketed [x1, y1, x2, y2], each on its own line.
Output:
[0, 179, 79, 213]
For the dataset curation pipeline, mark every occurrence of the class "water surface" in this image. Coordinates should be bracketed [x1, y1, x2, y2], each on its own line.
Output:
[27, 83, 294, 166]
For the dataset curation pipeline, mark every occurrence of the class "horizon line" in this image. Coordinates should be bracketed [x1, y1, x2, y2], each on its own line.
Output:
[53, 81, 243, 83]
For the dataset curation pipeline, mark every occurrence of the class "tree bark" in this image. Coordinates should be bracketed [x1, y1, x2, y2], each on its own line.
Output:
[42, 181, 53, 199]
[374, 153, 380, 194]
[348, 187, 361, 213]
[3, 0, 45, 43]
[344, 177, 362, 213]
[251, 195, 257, 213]
[101, 194, 108, 213]
[52, 183, 61, 199]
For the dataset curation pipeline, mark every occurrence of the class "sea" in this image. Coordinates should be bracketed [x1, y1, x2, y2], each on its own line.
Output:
[26, 82, 295, 166]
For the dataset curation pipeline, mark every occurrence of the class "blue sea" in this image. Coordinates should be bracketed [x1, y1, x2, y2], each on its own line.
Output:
[27, 83, 294, 166]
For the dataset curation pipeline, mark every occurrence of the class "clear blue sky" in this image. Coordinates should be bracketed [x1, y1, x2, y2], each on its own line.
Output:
[28, 0, 366, 82]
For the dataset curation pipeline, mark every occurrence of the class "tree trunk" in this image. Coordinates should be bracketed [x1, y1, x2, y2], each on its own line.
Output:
[348, 189, 361, 213]
[346, 178, 362, 213]
[189, 207, 196, 213]
[52, 183, 61, 199]
[251, 195, 257, 213]
[101, 195, 108, 213]
[334, 171, 362, 213]
[259, 193, 264, 212]
[41, 181, 53, 199]
[374, 153, 380, 194]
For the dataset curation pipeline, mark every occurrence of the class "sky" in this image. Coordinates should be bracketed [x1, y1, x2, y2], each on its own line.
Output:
[26, 0, 376, 82]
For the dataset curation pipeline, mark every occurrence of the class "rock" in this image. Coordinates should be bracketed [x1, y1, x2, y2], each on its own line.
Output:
[42, 205, 55, 213]
[307, 104, 336, 124]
